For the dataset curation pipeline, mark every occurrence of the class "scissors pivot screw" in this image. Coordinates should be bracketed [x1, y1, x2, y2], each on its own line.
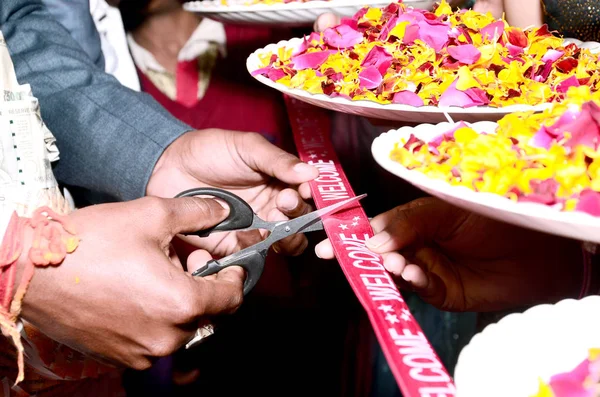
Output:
[284, 226, 291, 232]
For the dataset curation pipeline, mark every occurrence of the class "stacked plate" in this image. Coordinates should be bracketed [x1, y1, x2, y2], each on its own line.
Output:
[185, 0, 436, 26]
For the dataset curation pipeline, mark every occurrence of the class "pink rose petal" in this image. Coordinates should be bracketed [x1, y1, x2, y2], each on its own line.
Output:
[430, 121, 469, 146]
[340, 16, 358, 30]
[251, 66, 272, 77]
[358, 66, 383, 89]
[267, 68, 286, 81]
[564, 102, 600, 149]
[536, 60, 554, 82]
[403, 23, 421, 44]
[293, 37, 309, 56]
[417, 20, 449, 52]
[323, 24, 363, 49]
[439, 81, 488, 107]
[465, 87, 490, 105]
[556, 75, 580, 94]
[352, 7, 368, 21]
[542, 49, 564, 63]
[331, 92, 352, 100]
[507, 43, 524, 57]
[541, 102, 600, 150]
[392, 90, 424, 107]
[481, 21, 505, 42]
[531, 125, 555, 149]
[291, 50, 336, 70]
[447, 44, 481, 64]
[361, 46, 393, 75]
[379, 15, 399, 41]
[519, 179, 559, 205]
[576, 191, 600, 216]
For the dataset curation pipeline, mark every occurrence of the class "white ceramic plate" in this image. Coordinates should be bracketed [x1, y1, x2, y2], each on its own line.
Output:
[184, 0, 434, 26]
[247, 38, 600, 123]
[454, 296, 600, 397]
[371, 121, 600, 244]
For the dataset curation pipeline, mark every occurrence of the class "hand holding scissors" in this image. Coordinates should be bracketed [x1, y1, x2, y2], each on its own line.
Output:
[175, 188, 366, 295]
[174, 188, 365, 349]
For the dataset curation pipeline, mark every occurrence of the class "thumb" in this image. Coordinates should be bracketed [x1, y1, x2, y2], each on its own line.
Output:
[365, 197, 462, 253]
[157, 197, 229, 237]
[314, 13, 341, 32]
[191, 267, 245, 316]
[238, 133, 319, 185]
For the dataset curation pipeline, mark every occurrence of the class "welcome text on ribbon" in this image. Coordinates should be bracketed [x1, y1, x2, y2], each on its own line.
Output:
[286, 96, 455, 397]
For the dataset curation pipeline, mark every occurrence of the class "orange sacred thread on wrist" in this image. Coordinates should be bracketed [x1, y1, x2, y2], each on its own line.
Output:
[0, 207, 79, 385]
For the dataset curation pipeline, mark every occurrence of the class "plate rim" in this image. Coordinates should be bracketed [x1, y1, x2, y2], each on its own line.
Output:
[184, 0, 433, 13]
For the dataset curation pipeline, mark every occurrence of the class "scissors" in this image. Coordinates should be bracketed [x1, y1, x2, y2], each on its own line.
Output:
[175, 187, 366, 295]
[175, 187, 366, 349]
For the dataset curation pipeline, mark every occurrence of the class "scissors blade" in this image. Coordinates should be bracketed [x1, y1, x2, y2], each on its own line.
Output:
[267, 194, 367, 243]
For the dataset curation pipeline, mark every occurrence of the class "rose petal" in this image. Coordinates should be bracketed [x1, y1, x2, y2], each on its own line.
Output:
[251, 66, 272, 77]
[531, 126, 555, 149]
[481, 21, 505, 42]
[564, 102, 600, 149]
[340, 17, 358, 30]
[352, 6, 368, 21]
[465, 87, 490, 105]
[439, 80, 488, 107]
[379, 16, 398, 41]
[542, 49, 564, 63]
[507, 43, 524, 57]
[323, 25, 363, 49]
[417, 20, 449, 52]
[358, 66, 383, 89]
[576, 191, 600, 216]
[267, 68, 287, 81]
[447, 44, 481, 64]
[430, 121, 469, 146]
[556, 75, 580, 94]
[361, 46, 393, 75]
[392, 91, 424, 107]
[293, 37, 309, 56]
[331, 92, 352, 100]
[519, 179, 560, 205]
[291, 50, 336, 70]
[507, 27, 528, 47]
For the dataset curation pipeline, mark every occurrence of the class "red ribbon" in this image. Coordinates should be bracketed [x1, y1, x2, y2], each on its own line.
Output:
[286, 96, 456, 397]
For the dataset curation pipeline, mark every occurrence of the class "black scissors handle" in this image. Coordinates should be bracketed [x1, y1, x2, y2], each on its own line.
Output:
[175, 188, 254, 237]
[192, 248, 267, 295]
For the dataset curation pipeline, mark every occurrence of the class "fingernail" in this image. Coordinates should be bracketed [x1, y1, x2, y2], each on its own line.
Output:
[314, 243, 324, 258]
[293, 162, 314, 174]
[366, 232, 390, 249]
[281, 196, 298, 211]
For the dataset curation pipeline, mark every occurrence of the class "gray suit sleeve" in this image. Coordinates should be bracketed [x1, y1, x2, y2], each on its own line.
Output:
[0, 0, 192, 201]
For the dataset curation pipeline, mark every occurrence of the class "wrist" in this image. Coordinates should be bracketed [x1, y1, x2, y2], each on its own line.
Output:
[146, 132, 190, 197]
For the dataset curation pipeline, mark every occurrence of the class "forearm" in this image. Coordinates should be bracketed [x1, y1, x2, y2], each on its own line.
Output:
[0, 0, 191, 201]
[502, 0, 543, 28]
[472, 0, 504, 19]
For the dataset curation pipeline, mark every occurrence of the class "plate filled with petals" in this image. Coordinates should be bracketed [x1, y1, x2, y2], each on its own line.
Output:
[247, 0, 600, 123]
[371, 87, 600, 244]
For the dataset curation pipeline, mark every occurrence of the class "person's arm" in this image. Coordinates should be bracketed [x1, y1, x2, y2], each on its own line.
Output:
[0, 0, 191, 202]
[472, 0, 505, 19]
[502, 0, 543, 29]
